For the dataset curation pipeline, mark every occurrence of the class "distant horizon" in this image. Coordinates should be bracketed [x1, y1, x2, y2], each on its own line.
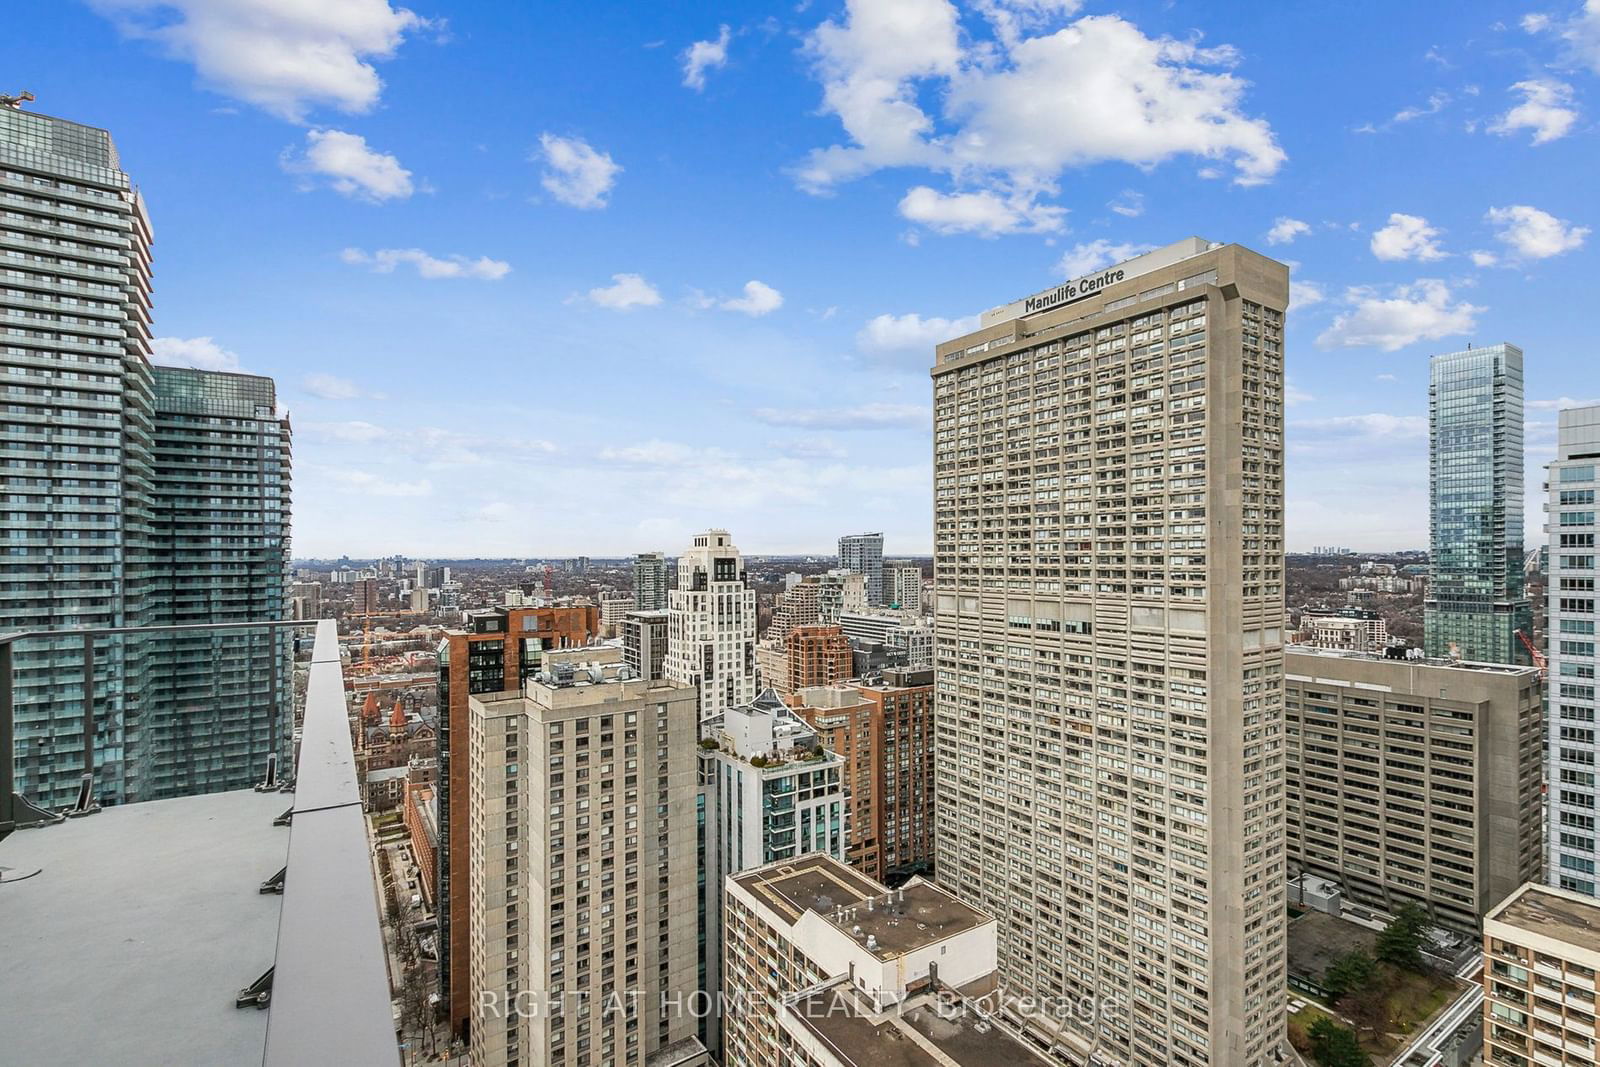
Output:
[291, 546, 1439, 566]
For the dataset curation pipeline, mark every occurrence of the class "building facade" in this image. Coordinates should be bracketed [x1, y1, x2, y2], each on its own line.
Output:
[1285, 647, 1543, 931]
[1, 105, 296, 810]
[437, 604, 600, 1038]
[622, 609, 669, 683]
[697, 691, 846, 1059]
[1547, 404, 1600, 895]
[836, 532, 884, 605]
[1425, 343, 1533, 665]
[666, 530, 755, 722]
[783, 625, 854, 694]
[465, 662, 706, 1067]
[1483, 882, 1600, 1067]
[791, 667, 936, 883]
[932, 238, 1288, 1065]
[885, 563, 925, 613]
[633, 551, 669, 613]
[814, 570, 866, 625]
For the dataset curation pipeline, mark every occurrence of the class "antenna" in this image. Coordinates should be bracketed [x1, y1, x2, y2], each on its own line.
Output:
[1, 91, 35, 110]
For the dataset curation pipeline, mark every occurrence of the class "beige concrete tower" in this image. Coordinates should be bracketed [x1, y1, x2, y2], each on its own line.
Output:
[930, 238, 1289, 1066]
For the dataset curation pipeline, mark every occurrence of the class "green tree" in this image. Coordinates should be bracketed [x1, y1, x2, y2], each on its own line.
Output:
[1376, 902, 1430, 972]
[1308, 1016, 1372, 1067]
[1322, 949, 1376, 1000]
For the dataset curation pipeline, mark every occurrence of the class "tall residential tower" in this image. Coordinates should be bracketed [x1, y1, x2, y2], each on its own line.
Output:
[665, 530, 755, 721]
[1547, 404, 1600, 894]
[837, 532, 884, 605]
[1425, 343, 1532, 664]
[633, 550, 669, 612]
[932, 238, 1288, 1065]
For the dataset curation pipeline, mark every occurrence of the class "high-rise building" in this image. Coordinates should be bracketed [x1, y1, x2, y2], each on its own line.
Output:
[599, 591, 635, 637]
[2, 105, 295, 810]
[783, 624, 854, 694]
[1546, 404, 1600, 895]
[1482, 882, 1600, 1067]
[885, 562, 924, 612]
[354, 576, 380, 616]
[932, 238, 1288, 1065]
[633, 551, 669, 612]
[622, 609, 670, 682]
[144, 366, 293, 800]
[836, 532, 884, 605]
[815, 569, 867, 624]
[465, 659, 707, 1067]
[1284, 646, 1543, 930]
[696, 690, 845, 1059]
[722, 854, 1050, 1067]
[1425, 343, 1532, 664]
[666, 530, 755, 721]
[792, 667, 935, 882]
[436, 604, 600, 1038]
[838, 611, 934, 668]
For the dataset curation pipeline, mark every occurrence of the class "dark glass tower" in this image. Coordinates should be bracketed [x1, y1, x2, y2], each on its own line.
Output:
[1425, 343, 1532, 664]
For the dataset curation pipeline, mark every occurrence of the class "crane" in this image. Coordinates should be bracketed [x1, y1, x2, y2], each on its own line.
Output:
[1515, 628, 1547, 677]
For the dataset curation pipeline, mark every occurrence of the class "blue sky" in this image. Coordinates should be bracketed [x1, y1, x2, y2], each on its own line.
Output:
[6, 1, 1597, 557]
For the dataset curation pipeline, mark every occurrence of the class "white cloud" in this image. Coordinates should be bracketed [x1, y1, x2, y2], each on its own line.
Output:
[1489, 80, 1578, 144]
[341, 246, 510, 280]
[720, 280, 784, 316]
[1315, 279, 1483, 352]
[476, 501, 514, 523]
[857, 312, 980, 354]
[1393, 91, 1450, 123]
[588, 273, 662, 310]
[150, 335, 242, 371]
[1266, 217, 1311, 245]
[897, 186, 1064, 235]
[1291, 413, 1430, 440]
[1289, 280, 1325, 309]
[303, 419, 389, 443]
[1530, 395, 1600, 411]
[682, 24, 732, 90]
[537, 133, 621, 210]
[1376, 373, 1398, 382]
[1524, 3, 1600, 74]
[795, 2, 1283, 227]
[1107, 189, 1144, 217]
[284, 129, 413, 201]
[752, 403, 929, 429]
[1055, 239, 1155, 278]
[600, 440, 701, 466]
[1485, 204, 1589, 259]
[1285, 381, 1315, 406]
[774, 436, 849, 459]
[1470, 249, 1500, 267]
[1370, 213, 1447, 261]
[325, 469, 433, 497]
[89, 0, 430, 122]
[303, 373, 363, 400]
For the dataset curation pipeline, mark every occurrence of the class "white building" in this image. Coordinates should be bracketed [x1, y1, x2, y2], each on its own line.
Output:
[722, 854, 1050, 1067]
[697, 690, 845, 1061]
[666, 530, 756, 721]
[815, 569, 867, 625]
[885, 563, 925, 613]
[633, 551, 669, 612]
[599, 591, 635, 637]
[838, 611, 934, 668]
[1548, 404, 1600, 895]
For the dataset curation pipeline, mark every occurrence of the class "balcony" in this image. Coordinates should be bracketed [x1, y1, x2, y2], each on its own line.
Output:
[0, 619, 399, 1065]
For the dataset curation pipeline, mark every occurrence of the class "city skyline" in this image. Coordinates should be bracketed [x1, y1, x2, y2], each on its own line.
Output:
[5, 1, 1594, 556]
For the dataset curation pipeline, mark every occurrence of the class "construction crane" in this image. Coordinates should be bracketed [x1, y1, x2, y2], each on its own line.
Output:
[1515, 628, 1547, 677]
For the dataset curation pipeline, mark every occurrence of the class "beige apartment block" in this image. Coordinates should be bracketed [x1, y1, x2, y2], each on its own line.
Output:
[466, 662, 707, 1067]
[932, 238, 1289, 1066]
[722, 853, 1052, 1067]
[1483, 882, 1600, 1066]
[1285, 647, 1543, 931]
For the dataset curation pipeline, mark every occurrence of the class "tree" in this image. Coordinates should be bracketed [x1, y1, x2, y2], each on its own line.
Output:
[1376, 902, 1430, 972]
[1308, 1016, 1372, 1067]
[1322, 949, 1376, 1000]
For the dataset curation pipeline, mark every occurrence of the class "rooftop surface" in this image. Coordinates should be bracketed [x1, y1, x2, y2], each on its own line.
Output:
[1285, 645, 1539, 677]
[1490, 884, 1600, 954]
[0, 787, 290, 1065]
[783, 978, 1054, 1067]
[733, 854, 989, 960]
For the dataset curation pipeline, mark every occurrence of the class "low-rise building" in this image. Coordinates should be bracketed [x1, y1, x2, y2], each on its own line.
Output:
[723, 854, 1049, 1067]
